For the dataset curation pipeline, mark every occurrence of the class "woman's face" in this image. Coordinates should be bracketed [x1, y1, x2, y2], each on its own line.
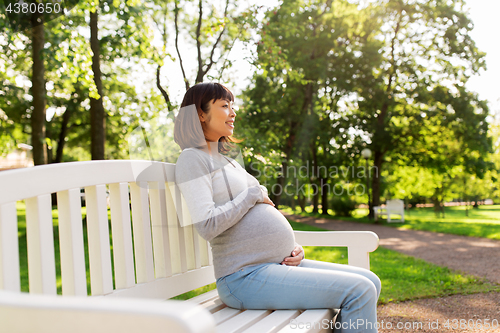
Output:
[200, 98, 236, 142]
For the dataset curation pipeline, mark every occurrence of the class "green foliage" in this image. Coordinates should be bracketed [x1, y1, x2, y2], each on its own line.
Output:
[330, 193, 357, 217]
[237, 0, 494, 214]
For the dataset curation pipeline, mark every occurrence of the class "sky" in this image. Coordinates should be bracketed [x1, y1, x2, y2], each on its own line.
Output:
[463, 0, 500, 114]
[132, 0, 500, 118]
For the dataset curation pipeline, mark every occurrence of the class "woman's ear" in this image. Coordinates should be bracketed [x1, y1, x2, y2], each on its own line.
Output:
[198, 112, 205, 123]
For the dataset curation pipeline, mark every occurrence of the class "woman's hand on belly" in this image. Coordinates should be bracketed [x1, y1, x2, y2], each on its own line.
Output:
[281, 245, 304, 266]
[262, 193, 275, 207]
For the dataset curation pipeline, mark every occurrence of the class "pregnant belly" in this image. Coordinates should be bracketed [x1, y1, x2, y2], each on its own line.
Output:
[212, 203, 296, 262]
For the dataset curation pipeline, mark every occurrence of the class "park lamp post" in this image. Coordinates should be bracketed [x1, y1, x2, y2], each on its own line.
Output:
[361, 148, 372, 219]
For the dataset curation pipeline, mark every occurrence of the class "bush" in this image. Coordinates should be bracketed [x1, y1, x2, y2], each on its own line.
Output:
[330, 195, 356, 217]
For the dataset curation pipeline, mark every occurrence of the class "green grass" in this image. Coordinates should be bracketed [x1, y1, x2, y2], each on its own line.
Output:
[281, 204, 500, 240]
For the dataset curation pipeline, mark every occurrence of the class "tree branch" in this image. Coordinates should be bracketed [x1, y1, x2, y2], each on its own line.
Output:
[156, 65, 171, 111]
[203, 0, 230, 80]
[175, 0, 190, 90]
[195, 0, 204, 83]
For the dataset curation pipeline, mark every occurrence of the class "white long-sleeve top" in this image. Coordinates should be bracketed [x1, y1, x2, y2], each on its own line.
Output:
[175, 147, 298, 279]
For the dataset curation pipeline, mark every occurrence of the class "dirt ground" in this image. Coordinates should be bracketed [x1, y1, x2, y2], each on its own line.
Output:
[282, 213, 500, 332]
[377, 292, 500, 333]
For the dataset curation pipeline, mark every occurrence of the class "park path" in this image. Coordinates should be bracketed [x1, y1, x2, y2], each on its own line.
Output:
[281, 212, 500, 284]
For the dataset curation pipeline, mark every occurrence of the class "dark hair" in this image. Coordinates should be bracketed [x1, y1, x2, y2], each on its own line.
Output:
[174, 82, 239, 153]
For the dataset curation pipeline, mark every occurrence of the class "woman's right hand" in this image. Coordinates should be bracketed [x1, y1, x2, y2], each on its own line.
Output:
[255, 185, 274, 206]
[262, 194, 275, 207]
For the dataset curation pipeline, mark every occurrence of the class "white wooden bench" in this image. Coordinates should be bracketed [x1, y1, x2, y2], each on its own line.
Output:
[374, 199, 405, 223]
[0, 160, 379, 333]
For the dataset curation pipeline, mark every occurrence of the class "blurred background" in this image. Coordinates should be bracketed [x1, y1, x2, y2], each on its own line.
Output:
[1, 0, 499, 219]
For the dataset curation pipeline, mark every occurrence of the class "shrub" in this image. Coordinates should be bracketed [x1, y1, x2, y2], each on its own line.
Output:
[330, 195, 356, 217]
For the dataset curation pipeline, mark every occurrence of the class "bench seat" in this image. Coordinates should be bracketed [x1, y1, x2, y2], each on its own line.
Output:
[0, 160, 378, 333]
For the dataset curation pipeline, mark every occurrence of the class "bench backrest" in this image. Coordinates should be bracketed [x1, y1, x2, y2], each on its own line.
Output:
[0, 161, 215, 299]
[386, 199, 403, 211]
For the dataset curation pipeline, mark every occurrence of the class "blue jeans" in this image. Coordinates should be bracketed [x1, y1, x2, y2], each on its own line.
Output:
[216, 259, 381, 333]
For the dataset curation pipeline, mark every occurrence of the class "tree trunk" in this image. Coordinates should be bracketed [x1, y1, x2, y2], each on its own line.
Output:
[156, 65, 172, 112]
[54, 108, 72, 163]
[90, 8, 106, 160]
[320, 177, 329, 215]
[275, 83, 313, 205]
[371, 150, 383, 221]
[274, 128, 295, 206]
[298, 192, 306, 212]
[31, 13, 47, 166]
[274, 159, 287, 207]
[311, 142, 319, 214]
[312, 179, 319, 214]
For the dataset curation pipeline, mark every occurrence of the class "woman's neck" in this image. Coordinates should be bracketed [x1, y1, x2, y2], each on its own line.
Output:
[204, 140, 217, 156]
[204, 139, 223, 156]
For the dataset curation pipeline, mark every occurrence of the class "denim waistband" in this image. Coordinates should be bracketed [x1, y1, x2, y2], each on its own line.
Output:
[216, 262, 274, 283]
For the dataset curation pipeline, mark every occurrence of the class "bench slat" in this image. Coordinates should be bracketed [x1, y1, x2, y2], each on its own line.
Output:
[104, 266, 215, 300]
[25, 194, 57, 295]
[199, 296, 226, 314]
[171, 183, 188, 273]
[277, 309, 333, 333]
[242, 310, 300, 333]
[149, 181, 173, 278]
[165, 181, 182, 274]
[200, 233, 210, 266]
[183, 224, 197, 270]
[216, 310, 272, 333]
[109, 183, 135, 289]
[186, 288, 219, 305]
[181, 196, 199, 269]
[213, 307, 242, 325]
[0, 202, 20, 292]
[57, 189, 87, 296]
[129, 182, 155, 283]
[85, 185, 113, 295]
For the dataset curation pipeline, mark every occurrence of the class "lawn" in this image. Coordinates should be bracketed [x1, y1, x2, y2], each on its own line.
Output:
[281, 204, 500, 240]
[15, 202, 499, 304]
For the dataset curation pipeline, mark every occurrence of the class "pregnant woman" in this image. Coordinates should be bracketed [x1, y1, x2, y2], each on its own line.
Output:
[174, 82, 381, 333]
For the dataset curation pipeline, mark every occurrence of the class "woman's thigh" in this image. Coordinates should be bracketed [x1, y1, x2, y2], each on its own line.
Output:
[216, 260, 378, 310]
[299, 259, 381, 297]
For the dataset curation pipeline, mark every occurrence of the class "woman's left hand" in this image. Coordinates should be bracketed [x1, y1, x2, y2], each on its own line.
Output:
[281, 246, 304, 266]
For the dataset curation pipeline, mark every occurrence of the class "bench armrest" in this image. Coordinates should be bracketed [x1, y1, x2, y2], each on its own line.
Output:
[0, 291, 215, 333]
[293, 231, 379, 270]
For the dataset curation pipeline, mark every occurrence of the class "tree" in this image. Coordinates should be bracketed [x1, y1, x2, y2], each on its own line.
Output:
[342, 0, 490, 218]
[89, 2, 106, 160]
[240, 0, 377, 206]
[1, 0, 163, 163]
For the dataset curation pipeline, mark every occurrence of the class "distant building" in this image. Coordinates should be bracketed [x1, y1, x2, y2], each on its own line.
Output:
[0, 144, 34, 171]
